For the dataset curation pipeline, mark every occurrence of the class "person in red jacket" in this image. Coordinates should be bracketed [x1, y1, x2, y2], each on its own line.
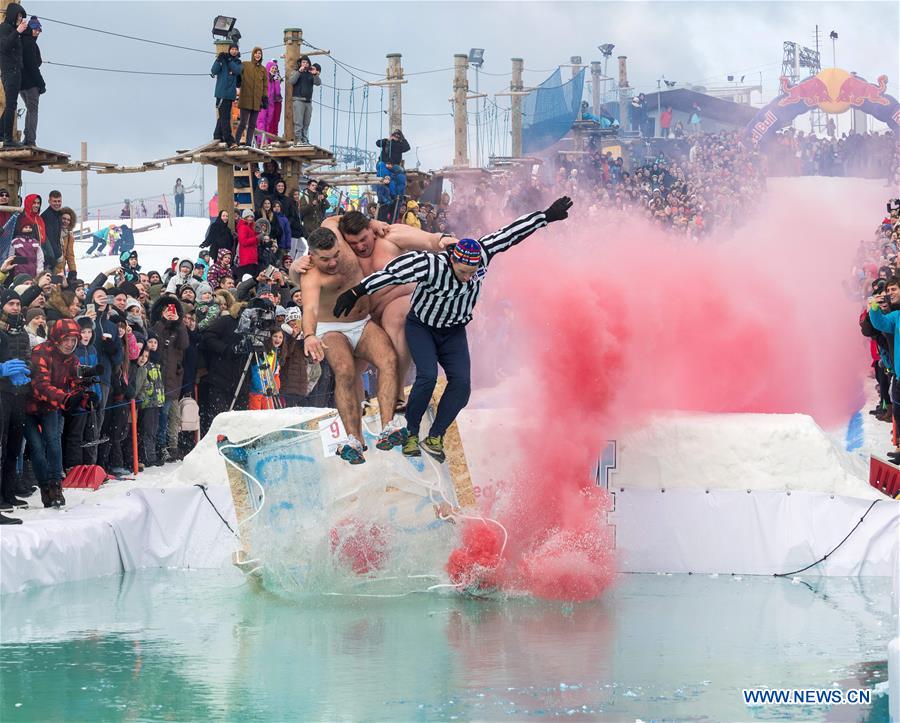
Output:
[235, 209, 259, 279]
[25, 318, 96, 507]
[21, 192, 45, 247]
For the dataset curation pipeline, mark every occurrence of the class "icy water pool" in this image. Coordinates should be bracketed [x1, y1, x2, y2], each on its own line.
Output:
[0, 569, 893, 722]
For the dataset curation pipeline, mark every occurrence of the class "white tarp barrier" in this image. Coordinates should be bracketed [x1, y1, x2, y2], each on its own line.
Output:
[613, 488, 899, 576]
[0, 486, 237, 595]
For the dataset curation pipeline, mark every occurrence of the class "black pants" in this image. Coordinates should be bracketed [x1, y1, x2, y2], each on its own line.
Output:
[234, 263, 258, 280]
[0, 391, 26, 487]
[214, 98, 235, 145]
[62, 409, 100, 469]
[875, 361, 891, 408]
[1, 69, 21, 142]
[138, 407, 160, 464]
[98, 404, 129, 471]
[236, 109, 259, 146]
[404, 313, 471, 439]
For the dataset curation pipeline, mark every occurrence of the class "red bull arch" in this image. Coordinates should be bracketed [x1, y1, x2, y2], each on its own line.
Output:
[746, 68, 900, 144]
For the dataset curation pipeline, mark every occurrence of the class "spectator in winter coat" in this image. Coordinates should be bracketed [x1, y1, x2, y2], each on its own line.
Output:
[207, 248, 234, 291]
[0, 3, 28, 147]
[55, 205, 77, 277]
[18, 16, 43, 146]
[165, 258, 199, 295]
[278, 320, 309, 407]
[199, 296, 247, 433]
[202, 210, 236, 260]
[119, 249, 141, 283]
[288, 55, 320, 144]
[236, 46, 266, 147]
[25, 318, 87, 507]
[211, 42, 242, 148]
[84, 280, 124, 424]
[376, 129, 410, 167]
[235, 210, 259, 277]
[8, 219, 42, 277]
[298, 179, 329, 236]
[194, 282, 221, 330]
[150, 295, 189, 460]
[64, 317, 102, 468]
[272, 201, 292, 252]
[40, 190, 62, 269]
[21, 193, 45, 246]
[134, 342, 165, 466]
[256, 60, 283, 140]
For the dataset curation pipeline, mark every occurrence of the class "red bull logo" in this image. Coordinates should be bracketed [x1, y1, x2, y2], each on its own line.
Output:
[835, 74, 890, 107]
[778, 76, 830, 107]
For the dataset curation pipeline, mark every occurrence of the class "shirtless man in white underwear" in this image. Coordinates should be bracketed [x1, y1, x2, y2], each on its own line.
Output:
[298, 226, 406, 465]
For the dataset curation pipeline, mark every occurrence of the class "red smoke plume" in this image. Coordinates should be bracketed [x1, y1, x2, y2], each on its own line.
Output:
[447, 178, 880, 601]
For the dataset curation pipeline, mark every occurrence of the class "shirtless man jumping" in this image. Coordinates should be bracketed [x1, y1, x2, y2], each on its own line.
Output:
[321, 211, 456, 406]
[299, 226, 406, 465]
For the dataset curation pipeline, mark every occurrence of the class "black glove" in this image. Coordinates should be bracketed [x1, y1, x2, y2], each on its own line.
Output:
[544, 196, 573, 223]
[260, 94, 268, 110]
[217, 51, 228, 63]
[333, 283, 368, 318]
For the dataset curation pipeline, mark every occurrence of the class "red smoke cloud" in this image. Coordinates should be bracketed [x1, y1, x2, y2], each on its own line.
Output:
[448, 178, 880, 601]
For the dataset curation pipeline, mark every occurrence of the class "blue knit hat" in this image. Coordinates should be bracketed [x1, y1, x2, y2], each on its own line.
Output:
[27, 16, 41, 31]
[450, 238, 482, 266]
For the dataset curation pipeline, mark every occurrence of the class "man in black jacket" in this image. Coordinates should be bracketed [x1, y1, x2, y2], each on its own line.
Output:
[18, 15, 42, 147]
[40, 189, 62, 270]
[0, 285, 41, 518]
[288, 56, 320, 145]
[376, 129, 410, 167]
[199, 301, 248, 434]
[0, 3, 28, 147]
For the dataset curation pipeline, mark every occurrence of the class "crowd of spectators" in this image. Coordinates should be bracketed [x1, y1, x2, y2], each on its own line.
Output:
[0, 182, 336, 525]
[765, 128, 897, 180]
[442, 131, 764, 240]
[856, 198, 900, 460]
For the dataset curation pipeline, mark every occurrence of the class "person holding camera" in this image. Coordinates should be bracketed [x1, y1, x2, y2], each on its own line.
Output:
[210, 42, 242, 148]
[26, 319, 95, 507]
[298, 178, 329, 237]
[236, 46, 267, 148]
[288, 55, 320, 145]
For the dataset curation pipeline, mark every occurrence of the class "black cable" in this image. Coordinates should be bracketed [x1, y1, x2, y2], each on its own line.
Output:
[45, 61, 207, 77]
[774, 499, 881, 578]
[194, 483, 238, 537]
[40, 15, 212, 54]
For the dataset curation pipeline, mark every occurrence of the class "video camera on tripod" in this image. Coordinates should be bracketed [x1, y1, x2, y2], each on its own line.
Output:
[76, 364, 104, 385]
[234, 305, 278, 355]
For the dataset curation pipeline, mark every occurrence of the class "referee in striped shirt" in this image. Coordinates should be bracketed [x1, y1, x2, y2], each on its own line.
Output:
[333, 196, 573, 462]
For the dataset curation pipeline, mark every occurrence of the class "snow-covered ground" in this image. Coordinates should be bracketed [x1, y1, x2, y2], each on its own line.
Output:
[72, 217, 210, 281]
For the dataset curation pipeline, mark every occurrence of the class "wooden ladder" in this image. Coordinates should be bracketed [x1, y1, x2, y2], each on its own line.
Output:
[233, 164, 256, 215]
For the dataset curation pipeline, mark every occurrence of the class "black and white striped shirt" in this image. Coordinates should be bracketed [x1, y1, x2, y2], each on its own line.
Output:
[360, 210, 548, 328]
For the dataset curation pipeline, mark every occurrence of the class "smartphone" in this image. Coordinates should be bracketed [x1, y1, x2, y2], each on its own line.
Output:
[86, 303, 96, 316]
[12, 255, 26, 265]
[263, 265, 277, 278]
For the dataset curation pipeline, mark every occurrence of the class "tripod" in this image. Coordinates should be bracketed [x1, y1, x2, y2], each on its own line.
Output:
[230, 347, 283, 411]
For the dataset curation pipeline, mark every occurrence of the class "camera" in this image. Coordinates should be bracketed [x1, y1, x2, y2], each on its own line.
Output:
[235, 306, 277, 354]
[76, 364, 103, 386]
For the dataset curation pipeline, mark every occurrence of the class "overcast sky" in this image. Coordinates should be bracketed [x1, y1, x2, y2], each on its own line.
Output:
[21, 0, 899, 216]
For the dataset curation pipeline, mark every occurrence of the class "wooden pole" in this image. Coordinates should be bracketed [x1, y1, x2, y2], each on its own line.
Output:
[453, 54, 469, 167]
[283, 28, 303, 144]
[80, 141, 88, 235]
[510, 58, 523, 158]
[216, 163, 235, 230]
[590, 61, 603, 117]
[386, 53, 403, 134]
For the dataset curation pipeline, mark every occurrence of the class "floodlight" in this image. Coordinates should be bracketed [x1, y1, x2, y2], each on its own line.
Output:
[570, 56, 582, 65]
[598, 44, 615, 57]
[212, 16, 236, 38]
[468, 48, 485, 68]
[829, 30, 838, 40]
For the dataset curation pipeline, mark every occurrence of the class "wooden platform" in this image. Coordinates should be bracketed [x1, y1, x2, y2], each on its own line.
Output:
[264, 142, 335, 163]
[0, 145, 70, 171]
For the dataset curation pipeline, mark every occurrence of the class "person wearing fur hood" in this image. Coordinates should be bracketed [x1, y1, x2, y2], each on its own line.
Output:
[150, 294, 188, 460]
